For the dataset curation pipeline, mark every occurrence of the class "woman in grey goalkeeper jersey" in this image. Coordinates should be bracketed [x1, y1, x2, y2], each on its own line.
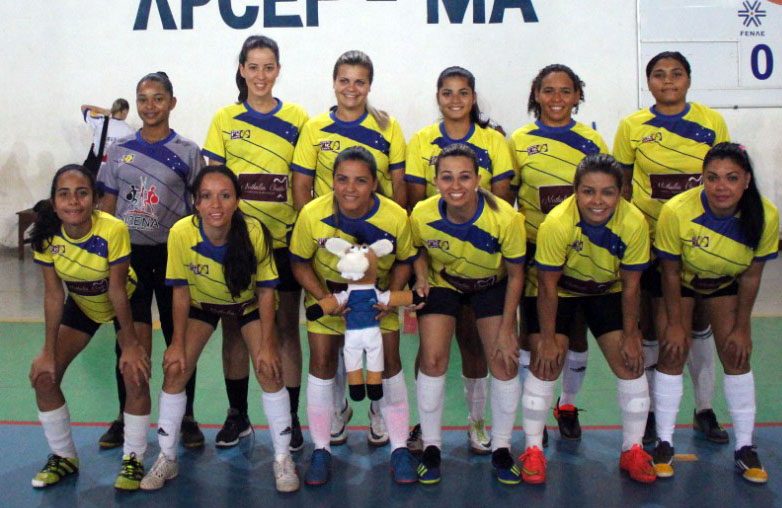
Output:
[97, 71, 204, 449]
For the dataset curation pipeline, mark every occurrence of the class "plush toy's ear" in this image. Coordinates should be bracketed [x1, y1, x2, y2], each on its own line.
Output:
[325, 237, 353, 257]
[369, 239, 393, 258]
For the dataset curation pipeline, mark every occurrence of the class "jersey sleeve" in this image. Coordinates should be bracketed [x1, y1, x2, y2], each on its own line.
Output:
[754, 203, 780, 261]
[535, 217, 569, 270]
[291, 121, 317, 177]
[500, 209, 527, 263]
[32, 240, 54, 265]
[289, 206, 316, 261]
[188, 145, 205, 191]
[612, 118, 635, 166]
[490, 132, 515, 184]
[394, 215, 418, 263]
[713, 111, 730, 144]
[254, 226, 280, 288]
[98, 144, 121, 195]
[84, 109, 104, 129]
[107, 219, 132, 265]
[202, 111, 227, 163]
[409, 208, 424, 249]
[388, 119, 406, 172]
[403, 132, 427, 186]
[620, 213, 650, 270]
[596, 132, 610, 154]
[653, 202, 681, 259]
[165, 226, 189, 286]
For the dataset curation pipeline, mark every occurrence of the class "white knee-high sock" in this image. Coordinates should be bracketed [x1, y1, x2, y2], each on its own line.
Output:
[652, 372, 682, 445]
[560, 350, 588, 406]
[262, 388, 292, 457]
[157, 391, 186, 460]
[687, 326, 716, 413]
[463, 375, 488, 422]
[724, 372, 756, 450]
[490, 377, 521, 451]
[379, 371, 410, 451]
[307, 374, 333, 452]
[617, 377, 650, 451]
[518, 349, 531, 385]
[643, 340, 659, 412]
[123, 412, 149, 458]
[417, 372, 446, 449]
[333, 348, 347, 414]
[39, 404, 77, 459]
[522, 374, 555, 450]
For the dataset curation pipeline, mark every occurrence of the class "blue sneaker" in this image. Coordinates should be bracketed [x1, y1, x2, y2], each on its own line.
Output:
[304, 449, 331, 486]
[390, 448, 418, 484]
[417, 446, 441, 484]
[491, 448, 521, 485]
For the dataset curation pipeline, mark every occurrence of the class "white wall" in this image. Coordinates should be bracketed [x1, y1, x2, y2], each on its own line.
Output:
[1, 0, 780, 246]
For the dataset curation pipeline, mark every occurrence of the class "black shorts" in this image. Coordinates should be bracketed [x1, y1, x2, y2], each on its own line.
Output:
[188, 306, 260, 329]
[682, 281, 739, 299]
[60, 285, 151, 337]
[273, 248, 301, 293]
[642, 261, 739, 299]
[417, 280, 507, 320]
[524, 292, 623, 338]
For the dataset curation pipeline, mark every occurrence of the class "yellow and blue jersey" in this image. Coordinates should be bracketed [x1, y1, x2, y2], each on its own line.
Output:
[291, 110, 406, 199]
[613, 102, 729, 236]
[202, 100, 308, 249]
[410, 193, 526, 293]
[165, 215, 279, 317]
[404, 122, 514, 197]
[510, 120, 609, 243]
[654, 187, 779, 294]
[535, 195, 650, 297]
[33, 211, 137, 323]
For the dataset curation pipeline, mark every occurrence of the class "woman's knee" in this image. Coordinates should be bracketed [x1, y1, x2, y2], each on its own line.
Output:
[419, 352, 448, 377]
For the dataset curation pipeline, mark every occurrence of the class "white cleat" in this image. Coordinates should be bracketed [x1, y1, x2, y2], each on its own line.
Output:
[467, 416, 492, 455]
[273, 454, 300, 493]
[140, 453, 178, 491]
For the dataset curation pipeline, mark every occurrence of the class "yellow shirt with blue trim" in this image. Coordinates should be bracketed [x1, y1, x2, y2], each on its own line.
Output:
[654, 187, 779, 294]
[535, 195, 650, 297]
[291, 110, 406, 199]
[410, 193, 526, 293]
[202, 100, 308, 249]
[33, 211, 137, 323]
[404, 122, 514, 197]
[165, 215, 279, 316]
[612, 103, 729, 236]
[510, 120, 609, 243]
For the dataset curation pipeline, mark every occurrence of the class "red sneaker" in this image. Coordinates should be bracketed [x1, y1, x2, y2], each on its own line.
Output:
[620, 444, 656, 483]
[519, 446, 546, 484]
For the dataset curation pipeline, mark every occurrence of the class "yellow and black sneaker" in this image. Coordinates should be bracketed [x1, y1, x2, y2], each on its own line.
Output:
[735, 445, 768, 484]
[31, 454, 79, 488]
[114, 452, 144, 491]
[652, 440, 674, 478]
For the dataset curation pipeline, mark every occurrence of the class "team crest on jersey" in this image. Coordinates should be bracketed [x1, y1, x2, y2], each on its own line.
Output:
[690, 235, 710, 248]
[570, 240, 584, 252]
[426, 239, 449, 250]
[527, 144, 548, 155]
[230, 130, 251, 140]
[320, 140, 341, 152]
[641, 132, 663, 144]
[122, 175, 160, 231]
[188, 263, 209, 275]
[50, 245, 66, 255]
[123, 154, 135, 163]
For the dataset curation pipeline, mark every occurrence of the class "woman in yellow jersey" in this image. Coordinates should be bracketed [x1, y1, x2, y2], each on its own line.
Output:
[291, 50, 406, 210]
[613, 51, 731, 446]
[140, 165, 299, 493]
[512, 64, 609, 443]
[652, 143, 778, 484]
[290, 146, 419, 485]
[405, 66, 515, 455]
[28, 165, 151, 491]
[202, 35, 309, 451]
[521, 154, 654, 485]
[410, 144, 525, 485]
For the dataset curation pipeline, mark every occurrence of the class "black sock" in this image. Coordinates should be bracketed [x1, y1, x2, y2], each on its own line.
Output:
[287, 386, 301, 414]
[225, 377, 249, 415]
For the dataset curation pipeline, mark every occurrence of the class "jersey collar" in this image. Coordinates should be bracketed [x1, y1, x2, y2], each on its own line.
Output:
[438, 192, 484, 228]
[329, 109, 368, 127]
[438, 122, 476, 143]
[650, 103, 691, 120]
[243, 98, 282, 117]
[135, 129, 176, 146]
[534, 119, 576, 132]
[337, 194, 380, 222]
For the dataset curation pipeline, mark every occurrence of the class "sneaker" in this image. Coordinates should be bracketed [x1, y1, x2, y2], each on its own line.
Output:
[642, 412, 658, 446]
[273, 454, 300, 492]
[368, 403, 389, 447]
[491, 448, 521, 485]
[735, 446, 768, 484]
[407, 424, 423, 454]
[553, 398, 582, 441]
[519, 446, 546, 484]
[215, 408, 252, 448]
[693, 409, 729, 444]
[99, 419, 124, 449]
[390, 447, 419, 484]
[181, 415, 205, 449]
[467, 415, 491, 454]
[304, 449, 332, 486]
[543, 427, 549, 448]
[620, 444, 656, 483]
[114, 452, 144, 491]
[31, 454, 79, 488]
[330, 400, 353, 446]
[140, 453, 179, 491]
[289, 414, 304, 452]
[652, 440, 674, 478]
[417, 446, 441, 484]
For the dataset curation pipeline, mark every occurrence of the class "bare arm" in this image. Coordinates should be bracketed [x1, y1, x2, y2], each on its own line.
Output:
[406, 183, 426, 213]
[100, 193, 118, 216]
[81, 104, 111, 117]
[291, 259, 330, 301]
[492, 179, 515, 206]
[29, 266, 65, 386]
[292, 172, 314, 212]
[537, 269, 561, 344]
[620, 163, 633, 201]
[390, 169, 407, 210]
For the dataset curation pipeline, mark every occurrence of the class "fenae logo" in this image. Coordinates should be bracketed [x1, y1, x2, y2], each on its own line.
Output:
[320, 140, 341, 152]
[690, 235, 710, 248]
[230, 130, 251, 140]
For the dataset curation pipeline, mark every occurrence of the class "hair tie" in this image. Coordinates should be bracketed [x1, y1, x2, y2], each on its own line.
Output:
[738, 144, 747, 152]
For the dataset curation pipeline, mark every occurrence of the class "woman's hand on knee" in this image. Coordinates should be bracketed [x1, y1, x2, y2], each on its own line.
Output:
[723, 327, 752, 370]
[29, 350, 56, 388]
[661, 322, 687, 363]
[255, 341, 282, 385]
[620, 329, 644, 377]
[534, 337, 564, 380]
[163, 342, 187, 378]
[120, 342, 151, 386]
[492, 324, 520, 378]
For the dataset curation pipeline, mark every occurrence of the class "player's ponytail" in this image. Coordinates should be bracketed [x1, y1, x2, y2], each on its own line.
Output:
[332, 50, 389, 130]
[435, 143, 498, 211]
[236, 35, 280, 104]
[436, 66, 492, 129]
[703, 142, 764, 250]
[527, 64, 586, 120]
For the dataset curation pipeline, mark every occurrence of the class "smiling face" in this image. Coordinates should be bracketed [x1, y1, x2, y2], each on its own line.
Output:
[702, 157, 750, 217]
[437, 76, 476, 123]
[53, 170, 94, 234]
[239, 47, 280, 102]
[435, 155, 480, 209]
[647, 57, 690, 110]
[575, 171, 620, 226]
[534, 71, 579, 127]
[136, 80, 176, 129]
[333, 64, 371, 114]
[333, 159, 377, 218]
[195, 172, 239, 232]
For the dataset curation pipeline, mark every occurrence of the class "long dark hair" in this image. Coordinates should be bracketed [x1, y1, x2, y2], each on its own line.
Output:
[31, 164, 97, 253]
[702, 142, 764, 249]
[645, 51, 691, 79]
[235, 35, 280, 103]
[573, 153, 623, 190]
[527, 64, 585, 119]
[435, 143, 498, 211]
[436, 66, 490, 129]
[332, 50, 389, 130]
[191, 166, 272, 298]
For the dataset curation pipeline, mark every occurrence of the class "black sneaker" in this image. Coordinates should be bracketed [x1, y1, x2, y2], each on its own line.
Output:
[417, 445, 441, 484]
[652, 440, 674, 478]
[735, 445, 768, 484]
[289, 414, 304, 452]
[181, 415, 205, 448]
[215, 408, 252, 448]
[99, 419, 124, 449]
[642, 411, 658, 446]
[693, 409, 729, 444]
[543, 427, 549, 448]
[491, 448, 521, 485]
[553, 398, 583, 440]
[407, 423, 423, 455]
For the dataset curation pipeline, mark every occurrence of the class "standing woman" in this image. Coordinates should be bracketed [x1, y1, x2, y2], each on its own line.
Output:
[521, 154, 654, 485]
[290, 146, 419, 485]
[411, 144, 525, 485]
[405, 66, 515, 454]
[652, 143, 777, 483]
[98, 71, 204, 450]
[202, 35, 309, 450]
[613, 51, 731, 445]
[140, 165, 299, 493]
[81, 99, 134, 174]
[511, 64, 608, 442]
[29, 165, 152, 490]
